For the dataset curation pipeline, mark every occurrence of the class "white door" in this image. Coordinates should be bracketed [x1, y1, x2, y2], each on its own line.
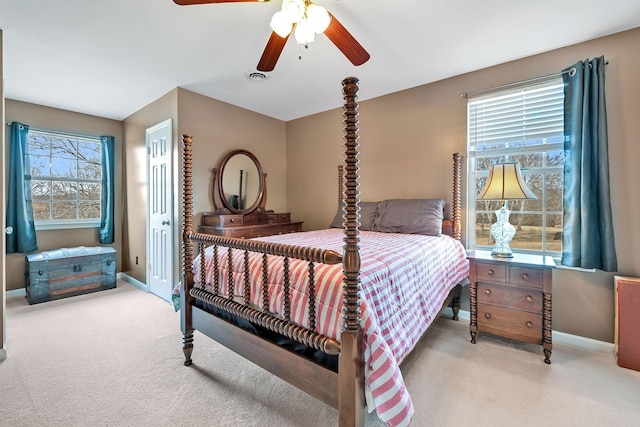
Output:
[146, 119, 174, 301]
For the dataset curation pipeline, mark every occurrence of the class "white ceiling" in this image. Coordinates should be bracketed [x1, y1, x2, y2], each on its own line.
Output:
[1, 0, 639, 122]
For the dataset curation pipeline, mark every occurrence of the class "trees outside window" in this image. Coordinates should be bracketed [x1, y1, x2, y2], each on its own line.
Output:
[28, 130, 102, 228]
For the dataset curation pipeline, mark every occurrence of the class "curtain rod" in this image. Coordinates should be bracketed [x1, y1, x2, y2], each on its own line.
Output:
[460, 60, 609, 99]
[6, 122, 102, 140]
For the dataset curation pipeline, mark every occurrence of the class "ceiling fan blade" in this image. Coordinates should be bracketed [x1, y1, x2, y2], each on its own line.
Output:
[173, 0, 268, 5]
[257, 32, 290, 72]
[323, 12, 370, 66]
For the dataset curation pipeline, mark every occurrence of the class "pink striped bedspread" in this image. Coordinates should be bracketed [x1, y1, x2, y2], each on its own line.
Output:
[192, 228, 469, 427]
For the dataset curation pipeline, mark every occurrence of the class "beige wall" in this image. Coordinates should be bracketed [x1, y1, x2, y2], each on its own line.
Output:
[121, 89, 178, 283]
[176, 88, 288, 219]
[286, 28, 640, 343]
[3, 100, 124, 291]
[121, 88, 286, 285]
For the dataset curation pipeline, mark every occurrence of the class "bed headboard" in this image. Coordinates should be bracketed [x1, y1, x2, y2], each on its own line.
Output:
[336, 153, 462, 241]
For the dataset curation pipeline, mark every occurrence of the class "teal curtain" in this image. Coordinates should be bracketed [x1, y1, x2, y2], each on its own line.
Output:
[562, 56, 617, 271]
[6, 122, 38, 253]
[99, 136, 115, 244]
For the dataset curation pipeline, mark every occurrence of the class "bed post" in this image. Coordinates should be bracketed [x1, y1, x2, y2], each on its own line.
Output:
[452, 152, 462, 242]
[181, 134, 195, 366]
[339, 77, 365, 427]
[451, 152, 463, 320]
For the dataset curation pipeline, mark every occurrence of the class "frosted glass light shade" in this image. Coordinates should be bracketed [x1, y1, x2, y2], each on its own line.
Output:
[282, 0, 305, 22]
[294, 18, 315, 44]
[306, 4, 331, 33]
[270, 11, 293, 38]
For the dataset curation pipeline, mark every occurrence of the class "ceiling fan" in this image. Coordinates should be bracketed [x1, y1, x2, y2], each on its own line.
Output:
[173, 0, 370, 72]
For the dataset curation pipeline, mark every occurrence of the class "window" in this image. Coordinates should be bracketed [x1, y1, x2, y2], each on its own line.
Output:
[28, 130, 102, 229]
[466, 79, 564, 257]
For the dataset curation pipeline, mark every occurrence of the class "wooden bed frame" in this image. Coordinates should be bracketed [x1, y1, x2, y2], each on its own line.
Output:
[179, 77, 464, 426]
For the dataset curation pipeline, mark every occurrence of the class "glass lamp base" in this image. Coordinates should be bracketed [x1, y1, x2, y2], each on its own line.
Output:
[489, 205, 516, 258]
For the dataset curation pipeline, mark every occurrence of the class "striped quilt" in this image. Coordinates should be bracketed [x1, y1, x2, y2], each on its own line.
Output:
[192, 229, 469, 427]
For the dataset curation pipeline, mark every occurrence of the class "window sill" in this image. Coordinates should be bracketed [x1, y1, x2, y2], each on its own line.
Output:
[35, 221, 100, 231]
[554, 263, 597, 273]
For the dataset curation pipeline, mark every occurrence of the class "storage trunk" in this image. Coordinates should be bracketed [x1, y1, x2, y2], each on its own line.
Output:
[25, 246, 116, 304]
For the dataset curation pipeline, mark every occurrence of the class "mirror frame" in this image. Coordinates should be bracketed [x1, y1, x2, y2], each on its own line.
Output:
[213, 149, 266, 215]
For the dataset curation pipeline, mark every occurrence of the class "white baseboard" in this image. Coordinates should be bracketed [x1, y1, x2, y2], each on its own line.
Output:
[442, 308, 614, 355]
[118, 272, 148, 292]
[552, 330, 614, 354]
[6, 288, 25, 298]
[5, 272, 148, 298]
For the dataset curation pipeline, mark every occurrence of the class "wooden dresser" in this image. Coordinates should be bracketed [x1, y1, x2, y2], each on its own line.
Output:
[468, 250, 555, 363]
[198, 211, 302, 239]
[202, 149, 303, 239]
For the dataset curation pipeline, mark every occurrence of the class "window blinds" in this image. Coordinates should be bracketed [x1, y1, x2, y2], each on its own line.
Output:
[468, 80, 564, 156]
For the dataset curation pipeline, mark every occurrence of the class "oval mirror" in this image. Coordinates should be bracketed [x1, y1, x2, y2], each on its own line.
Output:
[215, 150, 264, 214]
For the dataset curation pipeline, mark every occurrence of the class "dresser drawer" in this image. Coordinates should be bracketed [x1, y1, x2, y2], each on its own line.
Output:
[476, 263, 507, 283]
[477, 282, 543, 312]
[274, 213, 291, 223]
[478, 303, 542, 342]
[217, 215, 244, 227]
[510, 266, 543, 289]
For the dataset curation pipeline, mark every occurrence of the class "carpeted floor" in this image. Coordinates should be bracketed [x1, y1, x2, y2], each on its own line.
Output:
[1, 281, 639, 426]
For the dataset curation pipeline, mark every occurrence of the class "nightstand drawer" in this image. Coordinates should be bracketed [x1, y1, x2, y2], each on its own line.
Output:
[477, 282, 543, 312]
[478, 303, 542, 342]
[510, 266, 543, 289]
[476, 263, 506, 283]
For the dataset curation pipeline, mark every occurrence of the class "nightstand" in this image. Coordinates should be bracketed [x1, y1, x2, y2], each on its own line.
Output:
[468, 250, 555, 363]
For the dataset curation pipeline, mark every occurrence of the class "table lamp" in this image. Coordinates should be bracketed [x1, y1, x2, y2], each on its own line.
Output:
[479, 162, 537, 257]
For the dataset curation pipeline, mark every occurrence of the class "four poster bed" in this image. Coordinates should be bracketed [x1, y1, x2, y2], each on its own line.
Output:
[179, 77, 469, 427]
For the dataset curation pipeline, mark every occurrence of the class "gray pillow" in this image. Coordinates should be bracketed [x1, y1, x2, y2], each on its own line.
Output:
[330, 201, 379, 231]
[374, 198, 445, 236]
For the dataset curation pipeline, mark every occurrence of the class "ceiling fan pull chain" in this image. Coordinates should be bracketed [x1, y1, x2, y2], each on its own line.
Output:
[298, 43, 308, 61]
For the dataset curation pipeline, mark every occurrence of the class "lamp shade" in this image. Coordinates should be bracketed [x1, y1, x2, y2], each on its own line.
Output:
[479, 162, 537, 201]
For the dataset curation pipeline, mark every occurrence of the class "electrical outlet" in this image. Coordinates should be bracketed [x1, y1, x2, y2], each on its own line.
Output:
[135, 256, 139, 265]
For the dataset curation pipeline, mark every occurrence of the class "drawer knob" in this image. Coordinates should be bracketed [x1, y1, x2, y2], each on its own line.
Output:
[487, 269, 495, 276]
[230, 218, 235, 223]
[525, 295, 533, 302]
[521, 273, 530, 280]
[526, 321, 533, 328]
[484, 289, 492, 296]
[484, 313, 492, 320]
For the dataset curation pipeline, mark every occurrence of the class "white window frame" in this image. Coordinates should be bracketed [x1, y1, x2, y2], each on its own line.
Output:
[466, 79, 565, 258]
[28, 129, 102, 230]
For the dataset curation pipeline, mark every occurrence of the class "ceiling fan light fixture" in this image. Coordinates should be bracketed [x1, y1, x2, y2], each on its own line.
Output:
[270, 11, 293, 38]
[281, 0, 305, 22]
[294, 18, 315, 44]
[306, 4, 331, 33]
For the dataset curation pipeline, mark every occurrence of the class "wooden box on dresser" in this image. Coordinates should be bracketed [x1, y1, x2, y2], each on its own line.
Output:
[468, 250, 555, 363]
[198, 211, 302, 239]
